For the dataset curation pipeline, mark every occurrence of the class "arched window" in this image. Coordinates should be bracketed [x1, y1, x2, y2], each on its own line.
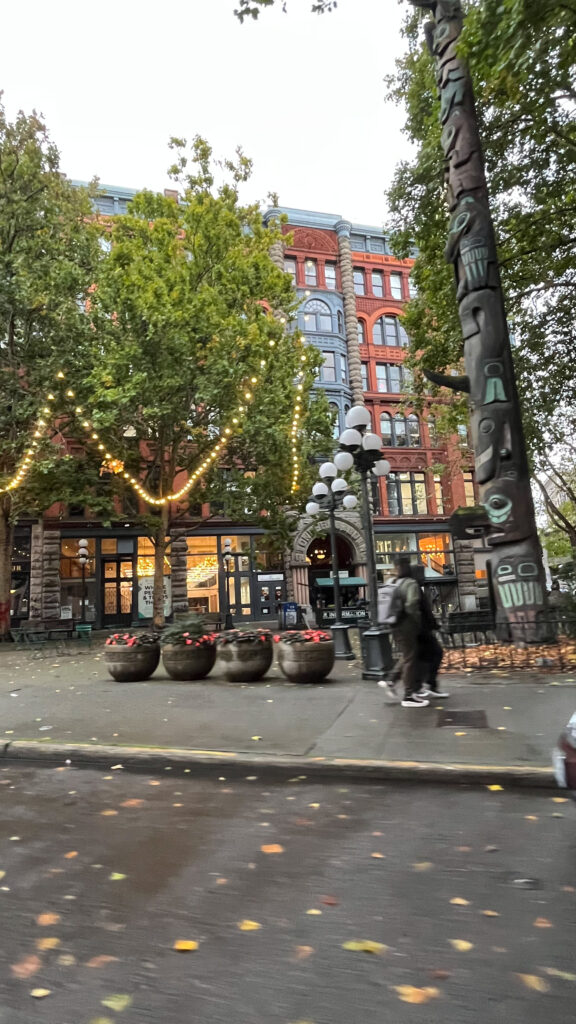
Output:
[357, 319, 366, 344]
[380, 412, 392, 446]
[407, 414, 421, 447]
[337, 310, 344, 334]
[329, 402, 340, 440]
[427, 415, 437, 446]
[302, 299, 333, 333]
[394, 413, 407, 447]
[373, 315, 409, 347]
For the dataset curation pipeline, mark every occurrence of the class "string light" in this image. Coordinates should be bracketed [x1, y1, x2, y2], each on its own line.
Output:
[290, 355, 307, 494]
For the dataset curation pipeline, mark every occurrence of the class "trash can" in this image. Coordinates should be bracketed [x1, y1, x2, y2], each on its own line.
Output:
[281, 602, 299, 629]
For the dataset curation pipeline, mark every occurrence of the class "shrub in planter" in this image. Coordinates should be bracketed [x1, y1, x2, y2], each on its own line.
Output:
[160, 616, 217, 681]
[104, 631, 160, 682]
[274, 629, 335, 684]
[215, 628, 273, 682]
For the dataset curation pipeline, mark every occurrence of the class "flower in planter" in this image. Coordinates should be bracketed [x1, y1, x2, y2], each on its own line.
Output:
[105, 631, 159, 647]
[215, 628, 273, 646]
[159, 615, 216, 648]
[274, 630, 332, 645]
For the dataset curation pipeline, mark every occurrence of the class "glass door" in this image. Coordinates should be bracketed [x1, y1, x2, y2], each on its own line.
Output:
[228, 561, 252, 618]
[102, 558, 134, 627]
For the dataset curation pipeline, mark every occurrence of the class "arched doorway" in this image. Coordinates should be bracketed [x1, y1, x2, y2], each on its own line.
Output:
[307, 534, 355, 611]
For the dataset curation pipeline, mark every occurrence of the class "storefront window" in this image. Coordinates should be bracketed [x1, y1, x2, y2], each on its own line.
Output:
[375, 534, 418, 579]
[60, 537, 96, 578]
[137, 536, 170, 577]
[375, 533, 455, 581]
[418, 533, 455, 578]
[186, 536, 219, 614]
[11, 527, 31, 620]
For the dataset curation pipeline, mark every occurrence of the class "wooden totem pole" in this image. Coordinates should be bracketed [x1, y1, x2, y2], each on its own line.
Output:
[410, 0, 549, 638]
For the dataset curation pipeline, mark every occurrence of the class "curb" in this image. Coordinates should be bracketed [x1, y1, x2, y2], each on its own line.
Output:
[1, 740, 556, 788]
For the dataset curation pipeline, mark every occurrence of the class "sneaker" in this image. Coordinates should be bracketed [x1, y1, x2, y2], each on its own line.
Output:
[377, 679, 397, 693]
[421, 688, 450, 698]
[401, 695, 430, 708]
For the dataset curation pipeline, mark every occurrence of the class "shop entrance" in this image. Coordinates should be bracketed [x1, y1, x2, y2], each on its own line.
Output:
[306, 534, 355, 610]
[102, 557, 134, 627]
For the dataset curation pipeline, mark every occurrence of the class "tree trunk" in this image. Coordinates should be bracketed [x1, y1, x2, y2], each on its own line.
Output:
[152, 504, 170, 630]
[0, 499, 14, 638]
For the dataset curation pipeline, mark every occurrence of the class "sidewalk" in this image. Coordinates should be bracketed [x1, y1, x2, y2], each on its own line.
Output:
[1, 644, 574, 784]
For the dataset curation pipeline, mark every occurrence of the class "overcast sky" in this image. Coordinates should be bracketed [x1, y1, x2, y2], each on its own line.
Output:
[2, 0, 413, 226]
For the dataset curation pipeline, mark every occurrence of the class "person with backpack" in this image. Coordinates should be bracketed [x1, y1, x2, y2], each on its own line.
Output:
[378, 564, 448, 702]
[376, 555, 429, 708]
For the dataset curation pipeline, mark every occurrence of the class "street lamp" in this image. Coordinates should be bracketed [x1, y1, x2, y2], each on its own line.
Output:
[222, 537, 234, 630]
[338, 406, 392, 680]
[77, 539, 89, 624]
[305, 462, 358, 660]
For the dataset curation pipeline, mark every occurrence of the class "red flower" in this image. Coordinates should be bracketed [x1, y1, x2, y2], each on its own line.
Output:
[185, 638, 192, 645]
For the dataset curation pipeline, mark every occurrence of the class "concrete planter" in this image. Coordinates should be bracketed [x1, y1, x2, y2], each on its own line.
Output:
[216, 638, 273, 682]
[277, 640, 335, 684]
[104, 644, 160, 682]
[161, 643, 216, 681]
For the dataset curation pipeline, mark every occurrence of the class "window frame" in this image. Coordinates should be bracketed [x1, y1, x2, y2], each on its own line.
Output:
[302, 298, 333, 333]
[284, 258, 297, 285]
[353, 268, 365, 296]
[304, 259, 318, 287]
[325, 262, 337, 290]
[371, 270, 384, 297]
[390, 272, 403, 300]
[320, 350, 337, 383]
[357, 318, 366, 344]
[386, 471, 429, 516]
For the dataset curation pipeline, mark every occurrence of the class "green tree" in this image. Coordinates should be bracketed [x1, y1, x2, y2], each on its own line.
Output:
[234, 0, 336, 20]
[86, 137, 331, 627]
[0, 100, 102, 636]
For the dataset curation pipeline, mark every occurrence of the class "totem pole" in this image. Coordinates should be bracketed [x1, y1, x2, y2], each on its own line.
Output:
[409, 0, 549, 639]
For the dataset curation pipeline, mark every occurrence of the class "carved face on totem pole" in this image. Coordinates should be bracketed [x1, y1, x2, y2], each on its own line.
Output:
[445, 197, 498, 299]
[492, 555, 544, 615]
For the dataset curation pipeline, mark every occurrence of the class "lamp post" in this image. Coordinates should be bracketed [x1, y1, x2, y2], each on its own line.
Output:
[77, 539, 89, 624]
[338, 406, 393, 680]
[305, 463, 358, 660]
[222, 537, 234, 630]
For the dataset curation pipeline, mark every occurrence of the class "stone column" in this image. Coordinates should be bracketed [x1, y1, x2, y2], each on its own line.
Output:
[336, 220, 364, 404]
[42, 530, 61, 621]
[454, 539, 478, 610]
[29, 522, 44, 622]
[170, 529, 189, 617]
[283, 547, 295, 600]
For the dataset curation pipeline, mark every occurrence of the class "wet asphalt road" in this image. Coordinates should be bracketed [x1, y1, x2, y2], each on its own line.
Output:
[0, 767, 575, 1024]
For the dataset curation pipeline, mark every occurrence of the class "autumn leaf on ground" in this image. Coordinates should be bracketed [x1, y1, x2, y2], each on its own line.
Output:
[173, 940, 199, 952]
[0, 871, 5, 880]
[36, 913, 61, 926]
[101, 994, 133, 1012]
[120, 799, 145, 808]
[412, 862, 434, 872]
[533, 918, 553, 928]
[525, 816, 539, 822]
[371, 853, 385, 859]
[449, 939, 474, 952]
[482, 910, 500, 917]
[64, 851, 78, 859]
[108, 873, 127, 881]
[237, 920, 261, 931]
[342, 940, 388, 955]
[30, 988, 51, 998]
[294, 945, 315, 960]
[552, 798, 568, 803]
[89, 1019, 115, 1024]
[450, 898, 470, 906]
[36, 937, 61, 951]
[57, 954, 76, 966]
[392, 986, 440, 1004]
[101, 810, 118, 817]
[487, 785, 504, 792]
[320, 896, 339, 906]
[261, 844, 284, 854]
[516, 974, 550, 993]
[542, 967, 576, 982]
[11, 955, 42, 979]
[85, 955, 119, 968]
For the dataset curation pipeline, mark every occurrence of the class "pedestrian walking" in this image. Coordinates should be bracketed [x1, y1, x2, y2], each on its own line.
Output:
[376, 555, 429, 708]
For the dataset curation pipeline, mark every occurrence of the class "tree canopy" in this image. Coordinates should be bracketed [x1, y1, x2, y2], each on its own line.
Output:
[234, 0, 336, 20]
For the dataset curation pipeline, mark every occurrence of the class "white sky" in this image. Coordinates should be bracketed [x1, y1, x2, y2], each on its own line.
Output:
[2, 0, 413, 226]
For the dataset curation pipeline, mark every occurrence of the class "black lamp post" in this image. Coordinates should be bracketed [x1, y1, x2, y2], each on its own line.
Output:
[338, 406, 393, 681]
[222, 537, 234, 630]
[305, 462, 358, 660]
[77, 538, 89, 624]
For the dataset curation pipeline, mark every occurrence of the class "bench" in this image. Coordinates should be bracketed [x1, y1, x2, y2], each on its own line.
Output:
[203, 612, 222, 632]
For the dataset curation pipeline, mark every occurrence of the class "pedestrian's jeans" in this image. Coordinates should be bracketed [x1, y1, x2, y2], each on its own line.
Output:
[394, 624, 420, 698]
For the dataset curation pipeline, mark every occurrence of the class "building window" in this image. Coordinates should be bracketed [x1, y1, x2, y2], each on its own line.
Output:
[337, 310, 344, 334]
[329, 402, 340, 439]
[325, 262, 337, 289]
[407, 414, 421, 447]
[408, 275, 418, 299]
[372, 271, 384, 297]
[376, 532, 454, 579]
[380, 412, 421, 446]
[376, 363, 408, 394]
[371, 476, 382, 515]
[427, 415, 438, 446]
[457, 423, 469, 447]
[394, 413, 407, 447]
[304, 259, 317, 286]
[353, 268, 365, 295]
[380, 412, 392, 445]
[340, 355, 348, 384]
[357, 319, 366, 344]
[303, 299, 333, 333]
[373, 315, 409, 347]
[284, 258, 297, 285]
[361, 363, 369, 391]
[321, 351, 336, 382]
[390, 273, 403, 300]
[387, 472, 428, 515]
[463, 472, 476, 506]
[434, 475, 444, 514]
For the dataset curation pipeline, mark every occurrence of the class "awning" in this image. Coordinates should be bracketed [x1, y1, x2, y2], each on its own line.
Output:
[316, 577, 366, 587]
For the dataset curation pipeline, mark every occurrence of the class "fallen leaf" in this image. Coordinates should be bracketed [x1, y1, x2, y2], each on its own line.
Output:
[30, 988, 51, 998]
[216, 878, 228, 885]
[454, 731, 467, 736]
[516, 974, 550, 993]
[487, 785, 503, 792]
[89, 1019, 115, 1024]
[456, 846, 472, 852]
[392, 985, 440, 1004]
[542, 967, 576, 982]
[173, 940, 199, 952]
[251, 736, 262, 741]
[36, 937, 61, 951]
[371, 853, 385, 859]
[120, 799, 145, 808]
[57, 954, 76, 966]
[36, 913, 61, 926]
[412, 862, 434, 872]
[148, 780, 161, 786]
[342, 940, 388, 954]
[320, 895, 339, 906]
[449, 939, 474, 952]
[485, 845, 500, 853]
[525, 816, 539, 822]
[309, 803, 320, 809]
[553, 797, 568, 803]
[450, 898, 470, 906]
[11, 955, 42, 979]
[237, 920, 261, 931]
[261, 844, 284, 854]
[108, 873, 127, 881]
[482, 910, 500, 917]
[85, 955, 119, 968]
[64, 851, 78, 859]
[101, 994, 133, 1012]
[306, 909, 322, 916]
[110, 764, 123, 770]
[429, 969, 451, 980]
[533, 918, 553, 928]
[0, 871, 5, 880]
[294, 945, 315, 960]
[562, 886, 575, 893]
[101, 810, 118, 817]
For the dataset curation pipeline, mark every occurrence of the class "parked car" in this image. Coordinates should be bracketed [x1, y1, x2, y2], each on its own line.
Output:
[553, 711, 576, 797]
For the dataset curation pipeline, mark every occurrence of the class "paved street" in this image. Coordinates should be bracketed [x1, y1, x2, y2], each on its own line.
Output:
[1, 767, 575, 1023]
